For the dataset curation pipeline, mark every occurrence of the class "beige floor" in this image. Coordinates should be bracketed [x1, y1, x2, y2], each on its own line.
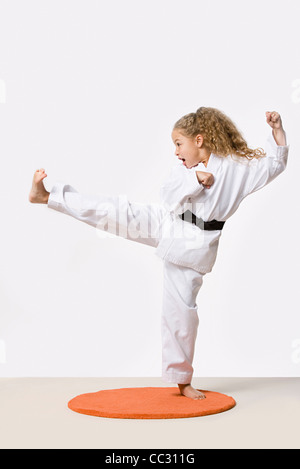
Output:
[0, 377, 299, 449]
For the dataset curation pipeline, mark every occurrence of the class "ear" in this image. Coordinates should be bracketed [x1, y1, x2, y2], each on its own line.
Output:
[195, 134, 204, 147]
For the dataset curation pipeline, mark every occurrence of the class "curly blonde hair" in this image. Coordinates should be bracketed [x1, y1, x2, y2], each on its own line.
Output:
[173, 107, 266, 160]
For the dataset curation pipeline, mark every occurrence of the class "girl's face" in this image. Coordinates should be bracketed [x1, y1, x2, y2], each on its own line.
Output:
[171, 129, 203, 169]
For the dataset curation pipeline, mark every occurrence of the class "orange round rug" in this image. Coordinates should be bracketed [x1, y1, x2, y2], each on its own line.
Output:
[68, 387, 236, 419]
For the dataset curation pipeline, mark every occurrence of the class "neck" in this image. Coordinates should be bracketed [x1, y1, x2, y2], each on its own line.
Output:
[199, 150, 211, 168]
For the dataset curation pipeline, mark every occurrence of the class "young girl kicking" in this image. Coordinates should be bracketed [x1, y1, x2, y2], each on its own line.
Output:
[29, 108, 289, 400]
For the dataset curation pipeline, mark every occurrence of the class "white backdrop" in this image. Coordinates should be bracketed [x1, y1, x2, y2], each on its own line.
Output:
[0, 0, 299, 378]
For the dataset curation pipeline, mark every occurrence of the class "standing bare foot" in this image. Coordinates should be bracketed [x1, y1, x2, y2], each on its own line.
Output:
[29, 169, 50, 204]
[178, 383, 206, 400]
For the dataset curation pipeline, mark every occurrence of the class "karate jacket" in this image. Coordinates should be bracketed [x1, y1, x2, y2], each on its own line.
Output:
[155, 131, 289, 274]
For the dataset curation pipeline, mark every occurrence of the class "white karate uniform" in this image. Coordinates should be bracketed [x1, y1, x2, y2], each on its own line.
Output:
[47, 131, 289, 384]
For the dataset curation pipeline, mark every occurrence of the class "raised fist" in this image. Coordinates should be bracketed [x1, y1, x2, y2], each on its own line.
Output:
[266, 111, 283, 130]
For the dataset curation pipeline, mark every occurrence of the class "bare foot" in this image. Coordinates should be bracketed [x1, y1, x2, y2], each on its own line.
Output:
[29, 169, 50, 204]
[178, 383, 206, 400]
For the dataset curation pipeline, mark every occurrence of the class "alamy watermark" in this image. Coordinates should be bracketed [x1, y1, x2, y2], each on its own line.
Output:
[291, 338, 300, 365]
[291, 79, 300, 104]
[0, 79, 6, 104]
[88, 196, 212, 250]
[0, 340, 6, 364]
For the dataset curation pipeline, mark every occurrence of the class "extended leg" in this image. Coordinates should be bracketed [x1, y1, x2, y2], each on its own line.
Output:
[161, 260, 205, 398]
[30, 172, 165, 247]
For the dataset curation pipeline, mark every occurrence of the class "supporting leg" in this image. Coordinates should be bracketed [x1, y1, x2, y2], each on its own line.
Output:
[161, 260, 205, 397]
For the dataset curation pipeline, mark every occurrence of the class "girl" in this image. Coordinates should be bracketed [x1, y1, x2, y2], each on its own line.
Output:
[29, 108, 289, 400]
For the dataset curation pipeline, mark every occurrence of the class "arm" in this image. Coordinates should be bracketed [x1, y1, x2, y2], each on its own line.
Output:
[196, 171, 215, 189]
[267, 111, 287, 146]
[160, 162, 207, 213]
[272, 128, 287, 146]
[246, 112, 289, 195]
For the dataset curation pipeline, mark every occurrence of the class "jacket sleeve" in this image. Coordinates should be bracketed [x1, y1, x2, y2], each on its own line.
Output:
[246, 131, 289, 195]
[159, 162, 205, 214]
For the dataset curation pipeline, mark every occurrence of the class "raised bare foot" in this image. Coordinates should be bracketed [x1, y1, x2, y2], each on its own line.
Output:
[29, 169, 50, 204]
[178, 383, 206, 400]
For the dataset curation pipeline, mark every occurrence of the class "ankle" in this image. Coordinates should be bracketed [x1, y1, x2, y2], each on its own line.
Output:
[43, 191, 50, 204]
[178, 383, 191, 390]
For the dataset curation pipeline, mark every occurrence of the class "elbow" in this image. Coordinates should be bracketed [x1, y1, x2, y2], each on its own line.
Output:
[279, 157, 288, 174]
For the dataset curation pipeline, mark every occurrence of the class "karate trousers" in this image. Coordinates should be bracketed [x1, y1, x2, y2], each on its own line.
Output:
[48, 183, 205, 384]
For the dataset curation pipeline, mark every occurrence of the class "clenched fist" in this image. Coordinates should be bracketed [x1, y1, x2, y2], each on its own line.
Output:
[266, 111, 283, 130]
[265, 111, 286, 146]
[196, 171, 214, 189]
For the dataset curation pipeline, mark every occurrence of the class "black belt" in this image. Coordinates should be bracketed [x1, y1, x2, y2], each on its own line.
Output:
[179, 210, 226, 231]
